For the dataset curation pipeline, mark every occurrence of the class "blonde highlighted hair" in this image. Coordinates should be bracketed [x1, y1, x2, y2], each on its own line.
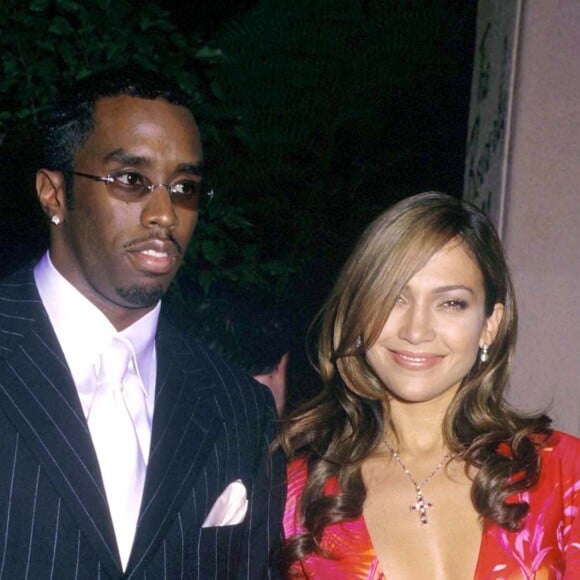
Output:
[278, 192, 550, 574]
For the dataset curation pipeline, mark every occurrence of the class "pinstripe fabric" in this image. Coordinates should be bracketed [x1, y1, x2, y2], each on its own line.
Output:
[0, 267, 285, 579]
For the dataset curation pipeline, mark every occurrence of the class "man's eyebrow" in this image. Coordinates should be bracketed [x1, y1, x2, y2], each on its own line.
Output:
[178, 163, 203, 176]
[104, 149, 149, 167]
[103, 151, 203, 176]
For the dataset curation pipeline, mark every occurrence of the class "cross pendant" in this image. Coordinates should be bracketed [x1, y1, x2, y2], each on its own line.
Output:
[409, 489, 433, 525]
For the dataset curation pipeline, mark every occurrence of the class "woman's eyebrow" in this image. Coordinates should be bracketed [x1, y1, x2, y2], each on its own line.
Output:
[432, 285, 475, 295]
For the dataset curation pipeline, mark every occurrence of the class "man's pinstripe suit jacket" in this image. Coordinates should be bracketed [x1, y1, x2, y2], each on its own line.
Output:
[0, 266, 285, 579]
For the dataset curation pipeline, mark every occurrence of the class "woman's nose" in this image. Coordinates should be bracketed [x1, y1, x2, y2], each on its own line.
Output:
[398, 304, 435, 344]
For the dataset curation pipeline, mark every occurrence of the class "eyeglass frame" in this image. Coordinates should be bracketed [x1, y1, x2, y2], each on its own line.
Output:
[71, 170, 213, 202]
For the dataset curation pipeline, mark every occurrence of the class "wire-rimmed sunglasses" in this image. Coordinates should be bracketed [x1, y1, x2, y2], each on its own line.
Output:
[72, 169, 208, 203]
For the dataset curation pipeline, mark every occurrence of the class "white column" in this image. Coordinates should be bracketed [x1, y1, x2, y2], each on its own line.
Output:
[465, 0, 580, 436]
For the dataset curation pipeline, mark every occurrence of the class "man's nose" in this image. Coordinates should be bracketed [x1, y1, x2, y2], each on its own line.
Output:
[141, 186, 178, 230]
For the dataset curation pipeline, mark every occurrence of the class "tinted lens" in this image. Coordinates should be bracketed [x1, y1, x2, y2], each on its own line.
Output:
[169, 180, 201, 199]
[108, 171, 150, 199]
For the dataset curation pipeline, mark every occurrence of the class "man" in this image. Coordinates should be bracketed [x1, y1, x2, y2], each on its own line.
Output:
[211, 297, 291, 417]
[253, 352, 289, 418]
[0, 69, 284, 579]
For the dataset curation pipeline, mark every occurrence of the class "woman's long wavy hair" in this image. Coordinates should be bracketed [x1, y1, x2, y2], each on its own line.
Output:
[278, 192, 551, 572]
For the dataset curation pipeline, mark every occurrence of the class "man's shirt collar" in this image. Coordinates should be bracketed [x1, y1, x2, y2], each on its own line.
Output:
[33, 251, 159, 418]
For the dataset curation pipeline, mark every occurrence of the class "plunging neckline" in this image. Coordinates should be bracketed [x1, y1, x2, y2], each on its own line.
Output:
[284, 434, 575, 580]
[360, 510, 487, 579]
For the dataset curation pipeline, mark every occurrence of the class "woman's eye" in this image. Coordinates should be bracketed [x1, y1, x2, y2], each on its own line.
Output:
[442, 299, 468, 311]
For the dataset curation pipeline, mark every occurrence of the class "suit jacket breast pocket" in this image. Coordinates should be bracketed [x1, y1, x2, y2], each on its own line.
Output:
[196, 522, 245, 579]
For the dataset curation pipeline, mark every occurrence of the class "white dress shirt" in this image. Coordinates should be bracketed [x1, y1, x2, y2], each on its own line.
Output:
[33, 251, 158, 462]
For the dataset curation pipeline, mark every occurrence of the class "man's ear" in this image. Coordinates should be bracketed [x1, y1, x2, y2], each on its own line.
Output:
[480, 303, 504, 348]
[36, 169, 67, 224]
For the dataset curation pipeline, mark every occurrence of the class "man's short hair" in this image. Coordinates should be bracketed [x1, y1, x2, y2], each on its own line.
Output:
[203, 295, 292, 377]
[40, 67, 193, 200]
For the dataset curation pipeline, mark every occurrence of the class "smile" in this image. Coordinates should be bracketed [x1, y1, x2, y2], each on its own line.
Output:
[389, 350, 444, 370]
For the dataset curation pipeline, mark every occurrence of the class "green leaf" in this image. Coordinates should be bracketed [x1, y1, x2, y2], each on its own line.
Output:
[56, 0, 81, 11]
[29, 0, 51, 12]
[48, 15, 73, 36]
[195, 46, 224, 61]
[200, 240, 227, 264]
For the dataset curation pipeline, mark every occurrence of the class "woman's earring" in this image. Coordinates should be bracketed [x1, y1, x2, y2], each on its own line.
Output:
[354, 336, 363, 349]
[51, 215, 61, 226]
[480, 344, 489, 363]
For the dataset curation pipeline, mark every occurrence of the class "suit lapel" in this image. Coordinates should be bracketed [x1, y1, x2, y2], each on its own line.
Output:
[127, 318, 222, 574]
[0, 270, 227, 576]
[0, 269, 121, 577]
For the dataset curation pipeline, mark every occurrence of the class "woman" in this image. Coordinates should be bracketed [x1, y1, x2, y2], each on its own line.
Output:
[279, 192, 580, 578]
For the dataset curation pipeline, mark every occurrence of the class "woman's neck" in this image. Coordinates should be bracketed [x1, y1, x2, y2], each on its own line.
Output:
[385, 390, 455, 455]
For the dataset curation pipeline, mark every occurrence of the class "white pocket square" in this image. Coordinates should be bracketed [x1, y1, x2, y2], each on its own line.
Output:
[202, 479, 248, 527]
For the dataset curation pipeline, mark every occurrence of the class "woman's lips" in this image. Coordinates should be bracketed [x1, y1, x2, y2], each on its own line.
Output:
[389, 349, 444, 370]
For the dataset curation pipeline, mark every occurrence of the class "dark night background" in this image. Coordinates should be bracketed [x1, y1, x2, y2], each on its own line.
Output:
[0, 0, 477, 409]
[169, 0, 477, 303]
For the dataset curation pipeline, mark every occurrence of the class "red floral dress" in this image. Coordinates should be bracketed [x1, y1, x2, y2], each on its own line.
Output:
[283, 431, 580, 579]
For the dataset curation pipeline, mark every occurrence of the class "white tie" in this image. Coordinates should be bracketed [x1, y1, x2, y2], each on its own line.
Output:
[87, 335, 149, 570]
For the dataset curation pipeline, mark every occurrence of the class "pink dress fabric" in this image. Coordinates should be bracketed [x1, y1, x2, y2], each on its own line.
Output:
[283, 431, 580, 579]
